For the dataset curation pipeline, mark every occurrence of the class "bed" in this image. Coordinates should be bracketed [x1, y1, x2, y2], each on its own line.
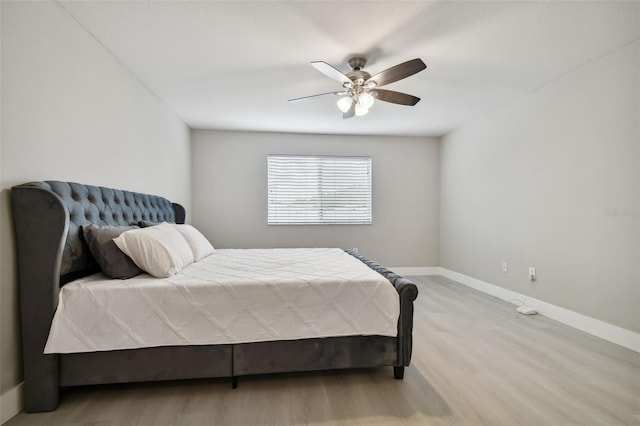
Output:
[11, 181, 418, 413]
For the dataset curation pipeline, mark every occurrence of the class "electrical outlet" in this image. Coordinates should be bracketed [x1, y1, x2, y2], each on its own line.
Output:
[529, 267, 536, 281]
[502, 262, 508, 273]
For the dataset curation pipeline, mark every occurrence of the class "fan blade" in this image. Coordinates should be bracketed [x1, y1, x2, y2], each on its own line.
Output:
[288, 91, 343, 103]
[311, 61, 352, 85]
[367, 58, 426, 87]
[371, 89, 420, 106]
[343, 100, 356, 119]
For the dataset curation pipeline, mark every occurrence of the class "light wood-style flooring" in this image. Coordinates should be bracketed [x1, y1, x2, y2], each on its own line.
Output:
[7, 275, 640, 425]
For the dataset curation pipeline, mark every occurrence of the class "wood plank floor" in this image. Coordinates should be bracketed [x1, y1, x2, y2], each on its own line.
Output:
[7, 275, 640, 425]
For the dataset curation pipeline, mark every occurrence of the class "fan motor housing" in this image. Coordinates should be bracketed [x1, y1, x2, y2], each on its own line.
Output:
[346, 70, 371, 85]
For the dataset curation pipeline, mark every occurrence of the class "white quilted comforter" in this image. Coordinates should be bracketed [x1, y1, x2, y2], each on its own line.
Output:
[44, 248, 399, 353]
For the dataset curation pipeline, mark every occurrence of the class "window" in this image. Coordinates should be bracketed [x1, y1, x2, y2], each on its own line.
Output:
[268, 155, 372, 225]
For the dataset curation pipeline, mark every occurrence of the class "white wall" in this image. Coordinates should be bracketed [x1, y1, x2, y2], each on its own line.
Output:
[0, 0, 190, 405]
[191, 130, 439, 267]
[440, 41, 639, 333]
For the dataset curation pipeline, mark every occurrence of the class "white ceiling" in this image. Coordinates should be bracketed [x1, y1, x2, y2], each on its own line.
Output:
[59, 1, 639, 137]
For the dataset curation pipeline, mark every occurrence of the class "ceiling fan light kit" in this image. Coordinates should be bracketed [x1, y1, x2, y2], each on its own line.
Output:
[289, 56, 427, 119]
[336, 87, 376, 116]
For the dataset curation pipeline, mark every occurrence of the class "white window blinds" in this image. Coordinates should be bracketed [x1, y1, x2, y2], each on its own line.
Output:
[268, 155, 372, 225]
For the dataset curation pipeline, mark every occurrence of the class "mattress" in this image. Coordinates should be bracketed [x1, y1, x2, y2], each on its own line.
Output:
[44, 248, 399, 353]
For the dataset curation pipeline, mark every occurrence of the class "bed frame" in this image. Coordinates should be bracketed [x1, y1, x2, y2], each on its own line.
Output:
[11, 181, 418, 413]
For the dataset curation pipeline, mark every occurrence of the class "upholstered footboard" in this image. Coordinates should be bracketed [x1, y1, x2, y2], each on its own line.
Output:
[344, 249, 419, 377]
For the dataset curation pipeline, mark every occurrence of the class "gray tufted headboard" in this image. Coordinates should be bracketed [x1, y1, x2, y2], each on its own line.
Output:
[11, 181, 186, 412]
[12, 181, 186, 283]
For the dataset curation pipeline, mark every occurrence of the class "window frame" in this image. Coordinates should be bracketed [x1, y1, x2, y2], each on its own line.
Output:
[267, 154, 373, 226]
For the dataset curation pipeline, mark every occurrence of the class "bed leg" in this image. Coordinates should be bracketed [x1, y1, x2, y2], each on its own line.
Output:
[393, 366, 405, 380]
[231, 376, 238, 389]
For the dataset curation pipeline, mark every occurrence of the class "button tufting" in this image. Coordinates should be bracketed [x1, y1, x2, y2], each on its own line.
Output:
[40, 182, 181, 280]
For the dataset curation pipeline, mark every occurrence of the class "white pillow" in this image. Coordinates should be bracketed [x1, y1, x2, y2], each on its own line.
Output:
[171, 224, 215, 261]
[113, 223, 194, 278]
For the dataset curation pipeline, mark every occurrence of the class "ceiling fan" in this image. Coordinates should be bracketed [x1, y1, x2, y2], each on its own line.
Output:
[288, 57, 426, 119]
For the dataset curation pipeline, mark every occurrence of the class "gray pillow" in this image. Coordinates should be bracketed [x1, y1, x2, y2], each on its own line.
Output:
[138, 220, 159, 228]
[82, 224, 143, 279]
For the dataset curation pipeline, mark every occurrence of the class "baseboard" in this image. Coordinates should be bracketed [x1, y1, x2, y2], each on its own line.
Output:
[1, 382, 23, 424]
[439, 268, 640, 353]
[388, 266, 439, 276]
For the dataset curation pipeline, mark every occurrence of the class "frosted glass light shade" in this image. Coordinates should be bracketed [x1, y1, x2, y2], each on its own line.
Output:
[355, 102, 369, 116]
[359, 92, 374, 109]
[336, 97, 353, 113]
